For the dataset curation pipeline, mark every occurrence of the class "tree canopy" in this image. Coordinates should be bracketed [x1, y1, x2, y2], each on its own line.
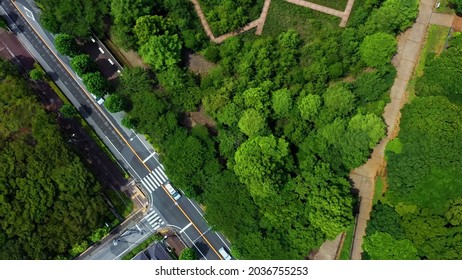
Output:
[0, 59, 108, 259]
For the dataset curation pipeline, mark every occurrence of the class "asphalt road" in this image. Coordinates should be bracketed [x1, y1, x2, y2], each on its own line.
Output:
[0, 0, 231, 260]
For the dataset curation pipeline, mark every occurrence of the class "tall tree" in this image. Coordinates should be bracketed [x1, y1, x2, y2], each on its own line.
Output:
[37, 0, 109, 36]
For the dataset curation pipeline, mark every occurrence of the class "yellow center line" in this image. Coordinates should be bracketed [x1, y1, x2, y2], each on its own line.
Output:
[11, 0, 223, 260]
[162, 185, 223, 260]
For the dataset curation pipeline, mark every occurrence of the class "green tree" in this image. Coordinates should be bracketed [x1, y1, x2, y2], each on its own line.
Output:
[110, 0, 157, 50]
[234, 135, 291, 201]
[29, 68, 44, 81]
[179, 248, 197, 260]
[298, 94, 321, 121]
[60, 104, 78, 118]
[71, 54, 97, 76]
[104, 94, 128, 113]
[450, 0, 462, 14]
[0, 58, 108, 259]
[238, 109, 267, 137]
[139, 34, 182, 70]
[363, 232, 419, 260]
[271, 89, 292, 118]
[364, 0, 419, 35]
[82, 72, 109, 98]
[37, 0, 109, 36]
[54, 34, 80, 57]
[133, 15, 174, 46]
[359, 32, 397, 68]
[116, 67, 153, 96]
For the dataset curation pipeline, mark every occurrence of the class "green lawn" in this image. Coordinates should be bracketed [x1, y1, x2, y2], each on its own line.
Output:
[105, 189, 134, 218]
[308, 0, 348, 10]
[0, 18, 8, 29]
[373, 176, 385, 206]
[435, 0, 455, 14]
[339, 224, 355, 260]
[263, 0, 340, 40]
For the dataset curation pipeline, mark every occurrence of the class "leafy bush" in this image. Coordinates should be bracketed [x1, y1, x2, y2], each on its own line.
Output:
[54, 34, 80, 57]
[359, 32, 397, 68]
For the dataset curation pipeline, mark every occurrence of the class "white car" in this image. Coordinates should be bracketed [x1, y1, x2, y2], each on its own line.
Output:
[165, 183, 181, 201]
[218, 247, 232, 260]
[90, 93, 104, 105]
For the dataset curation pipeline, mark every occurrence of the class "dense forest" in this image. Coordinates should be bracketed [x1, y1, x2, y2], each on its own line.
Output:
[37, 0, 421, 259]
[0, 59, 109, 259]
[364, 32, 462, 260]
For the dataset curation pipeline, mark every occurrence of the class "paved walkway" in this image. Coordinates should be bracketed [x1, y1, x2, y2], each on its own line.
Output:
[429, 12, 454, 27]
[349, 0, 436, 260]
[256, 0, 272, 35]
[285, 0, 355, 27]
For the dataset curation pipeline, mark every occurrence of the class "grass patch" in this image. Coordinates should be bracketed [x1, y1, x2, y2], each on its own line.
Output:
[339, 224, 355, 260]
[373, 176, 385, 206]
[122, 234, 164, 260]
[435, 0, 455, 14]
[407, 25, 449, 100]
[263, 0, 340, 41]
[0, 18, 8, 29]
[105, 189, 134, 218]
[33, 62, 130, 178]
[103, 37, 132, 67]
[308, 0, 348, 10]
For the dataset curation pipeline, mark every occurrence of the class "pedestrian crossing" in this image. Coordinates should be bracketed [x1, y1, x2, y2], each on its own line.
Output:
[144, 210, 165, 230]
[140, 166, 168, 193]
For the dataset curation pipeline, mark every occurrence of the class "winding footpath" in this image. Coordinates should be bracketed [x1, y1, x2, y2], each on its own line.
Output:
[349, 0, 436, 260]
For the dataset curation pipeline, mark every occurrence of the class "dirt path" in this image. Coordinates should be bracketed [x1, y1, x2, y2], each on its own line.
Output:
[285, 0, 344, 17]
[256, 0, 272, 35]
[191, 0, 216, 41]
[340, 0, 356, 27]
[349, 0, 436, 260]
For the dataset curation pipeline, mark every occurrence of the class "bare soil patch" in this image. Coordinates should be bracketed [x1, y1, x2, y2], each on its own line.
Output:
[184, 52, 215, 75]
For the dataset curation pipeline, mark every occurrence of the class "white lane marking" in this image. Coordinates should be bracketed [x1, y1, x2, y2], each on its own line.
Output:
[186, 198, 205, 218]
[148, 172, 162, 186]
[142, 152, 156, 163]
[179, 223, 192, 234]
[98, 47, 104, 54]
[193, 228, 211, 243]
[108, 58, 114, 65]
[24, 7, 35, 21]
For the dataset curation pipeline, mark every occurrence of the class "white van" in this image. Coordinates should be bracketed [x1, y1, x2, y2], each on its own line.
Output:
[90, 93, 104, 105]
[218, 247, 232, 260]
[165, 183, 181, 200]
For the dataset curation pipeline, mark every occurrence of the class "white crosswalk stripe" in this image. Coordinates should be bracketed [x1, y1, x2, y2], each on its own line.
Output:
[141, 178, 155, 193]
[144, 174, 158, 190]
[144, 210, 165, 229]
[152, 170, 165, 185]
[155, 167, 168, 182]
[148, 172, 162, 186]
